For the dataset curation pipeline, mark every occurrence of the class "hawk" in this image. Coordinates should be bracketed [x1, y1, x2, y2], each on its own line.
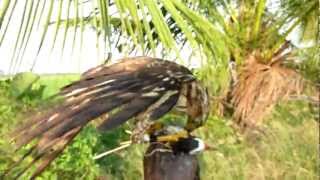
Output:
[7, 56, 209, 178]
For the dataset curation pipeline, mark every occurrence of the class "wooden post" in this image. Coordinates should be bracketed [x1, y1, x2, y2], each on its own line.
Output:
[143, 143, 200, 180]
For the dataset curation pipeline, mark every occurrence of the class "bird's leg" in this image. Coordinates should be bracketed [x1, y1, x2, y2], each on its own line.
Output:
[131, 119, 153, 144]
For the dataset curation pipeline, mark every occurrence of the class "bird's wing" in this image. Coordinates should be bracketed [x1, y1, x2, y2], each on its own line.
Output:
[8, 56, 195, 178]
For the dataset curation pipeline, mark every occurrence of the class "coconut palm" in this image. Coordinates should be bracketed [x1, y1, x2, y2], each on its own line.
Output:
[0, 0, 318, 130]
[195, 0, 319, 130]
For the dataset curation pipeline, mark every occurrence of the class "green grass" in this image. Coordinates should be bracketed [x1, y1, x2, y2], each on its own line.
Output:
[0, 74, 318, 179]
[36, 74, 80, 98]
[197, 114, 318, 180]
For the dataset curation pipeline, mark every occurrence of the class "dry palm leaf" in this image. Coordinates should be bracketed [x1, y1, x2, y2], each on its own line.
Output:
[231, 54, 304, 131]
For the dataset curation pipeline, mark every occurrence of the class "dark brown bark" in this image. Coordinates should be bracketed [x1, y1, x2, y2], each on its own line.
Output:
[143, 143, 200, 180]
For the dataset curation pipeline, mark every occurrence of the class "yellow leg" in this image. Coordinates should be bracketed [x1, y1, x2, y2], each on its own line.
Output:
[146, 122, 164, 134]
[156, 130, 189, 142]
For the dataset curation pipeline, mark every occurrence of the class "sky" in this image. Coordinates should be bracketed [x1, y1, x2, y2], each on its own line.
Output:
[0, 1, 121, 75]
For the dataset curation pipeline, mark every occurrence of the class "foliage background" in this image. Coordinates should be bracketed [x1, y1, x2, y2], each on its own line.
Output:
[0, 71, 318, 179]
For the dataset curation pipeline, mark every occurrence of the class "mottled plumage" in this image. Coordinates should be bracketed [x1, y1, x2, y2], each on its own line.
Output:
[7, 56, 209, 178]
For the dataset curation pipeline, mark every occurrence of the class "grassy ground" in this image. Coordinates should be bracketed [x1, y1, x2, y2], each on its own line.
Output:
[0, 74, 318, 180]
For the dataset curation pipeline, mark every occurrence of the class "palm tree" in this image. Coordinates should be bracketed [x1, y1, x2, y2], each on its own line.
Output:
[196, 0, 319, 130]
[0, 0, 318, 129]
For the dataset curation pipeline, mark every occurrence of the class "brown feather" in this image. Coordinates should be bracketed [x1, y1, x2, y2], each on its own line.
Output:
[7, 56, 207, 178]
[30, 126, 82, 179]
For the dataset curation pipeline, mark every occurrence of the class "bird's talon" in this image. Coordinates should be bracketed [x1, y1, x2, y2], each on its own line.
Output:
[146, 122, 164, 134]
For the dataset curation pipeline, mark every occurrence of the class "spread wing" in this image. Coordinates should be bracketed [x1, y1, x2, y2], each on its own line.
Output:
[8, 56, 196, 178]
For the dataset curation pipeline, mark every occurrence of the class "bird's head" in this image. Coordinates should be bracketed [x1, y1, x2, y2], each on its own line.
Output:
[185, 82, 210, 131]
[171, 136, 215, 155]
[199, 86, 210, 124]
